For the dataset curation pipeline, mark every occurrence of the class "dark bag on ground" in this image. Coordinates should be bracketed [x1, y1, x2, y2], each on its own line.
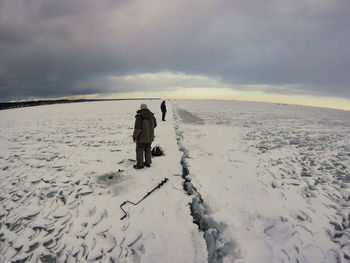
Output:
[151, 145, 164, 156]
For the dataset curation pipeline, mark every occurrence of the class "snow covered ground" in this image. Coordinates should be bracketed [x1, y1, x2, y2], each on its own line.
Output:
[0, 99, 349, 262]
[173, 100, 350, 263]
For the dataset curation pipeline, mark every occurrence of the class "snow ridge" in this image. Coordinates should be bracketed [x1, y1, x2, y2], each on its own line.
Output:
[173, 106, 236, 263]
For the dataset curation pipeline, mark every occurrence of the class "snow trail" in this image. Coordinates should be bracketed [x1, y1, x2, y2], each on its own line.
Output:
[173, 106, 238, 263]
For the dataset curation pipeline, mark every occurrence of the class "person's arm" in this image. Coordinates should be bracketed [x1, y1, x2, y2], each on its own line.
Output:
[154, 116, 157, 128]
[133, 116, 142, 142]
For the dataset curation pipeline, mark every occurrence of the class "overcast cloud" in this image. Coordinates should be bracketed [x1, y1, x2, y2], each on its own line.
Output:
[0, 0, 349, 101]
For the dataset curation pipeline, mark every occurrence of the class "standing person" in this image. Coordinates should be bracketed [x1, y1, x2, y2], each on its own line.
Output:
[133, 104, 157, 169]
[160, 100, 167, 121]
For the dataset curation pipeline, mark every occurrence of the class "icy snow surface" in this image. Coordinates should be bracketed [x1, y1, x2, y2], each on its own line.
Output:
[0, 99, 349, 263]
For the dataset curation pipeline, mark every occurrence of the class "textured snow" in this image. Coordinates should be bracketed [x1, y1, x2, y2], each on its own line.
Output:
[173, 99, 350, 263]
[0, 99, 349, 262]
[0, 101, 207, 263]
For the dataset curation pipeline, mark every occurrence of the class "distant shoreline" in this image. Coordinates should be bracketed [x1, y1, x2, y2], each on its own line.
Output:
[0, 98, 161, 111]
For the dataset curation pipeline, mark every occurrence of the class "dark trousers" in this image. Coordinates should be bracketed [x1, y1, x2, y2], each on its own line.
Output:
[162, 111, 166, 121]
[136, 142, 152, 166]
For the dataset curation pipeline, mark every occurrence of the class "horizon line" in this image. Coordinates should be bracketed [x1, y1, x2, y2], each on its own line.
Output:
[1, 96, 349, 113]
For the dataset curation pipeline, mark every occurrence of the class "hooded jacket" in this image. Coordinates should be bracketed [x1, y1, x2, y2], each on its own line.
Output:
[133, 109, 157, 143]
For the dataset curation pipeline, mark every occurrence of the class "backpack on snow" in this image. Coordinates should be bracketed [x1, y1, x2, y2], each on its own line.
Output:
[151, 144, 164, 156]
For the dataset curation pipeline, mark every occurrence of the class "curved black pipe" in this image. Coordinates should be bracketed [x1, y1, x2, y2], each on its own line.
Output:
[120, 178, 169, 220]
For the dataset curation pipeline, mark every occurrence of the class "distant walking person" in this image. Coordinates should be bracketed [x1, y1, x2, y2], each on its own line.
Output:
[133, 104, 157, 169]
[160, 100, 167, 121]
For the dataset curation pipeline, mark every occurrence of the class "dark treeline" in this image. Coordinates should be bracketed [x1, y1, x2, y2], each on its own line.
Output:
[0, 98, 160, 111]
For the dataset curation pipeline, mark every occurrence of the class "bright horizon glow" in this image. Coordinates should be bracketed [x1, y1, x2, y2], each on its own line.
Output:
[14, 91, 350, 112]
[115, 88, 350, 111]
[10, 71, 350, 112]
[35, 88, 350, 112]
[111, 72, 350, 111]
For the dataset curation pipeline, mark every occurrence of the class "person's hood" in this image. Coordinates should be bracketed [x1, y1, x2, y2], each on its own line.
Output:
[136, 109, 154, 120]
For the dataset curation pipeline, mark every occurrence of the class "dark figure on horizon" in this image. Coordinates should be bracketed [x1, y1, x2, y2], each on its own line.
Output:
[160, 100, 167, 121]
[133, 104, 157, 169]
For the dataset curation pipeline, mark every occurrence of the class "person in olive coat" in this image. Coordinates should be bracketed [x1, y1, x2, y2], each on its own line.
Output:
[160, 100, 167, 121]
[132, 104, 157, 169]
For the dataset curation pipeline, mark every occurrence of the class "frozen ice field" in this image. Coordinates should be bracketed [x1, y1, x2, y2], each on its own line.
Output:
[0, 99, 349, 263]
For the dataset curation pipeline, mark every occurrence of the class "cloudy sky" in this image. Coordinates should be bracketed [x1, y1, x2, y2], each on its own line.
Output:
[1, 0, 349, 110]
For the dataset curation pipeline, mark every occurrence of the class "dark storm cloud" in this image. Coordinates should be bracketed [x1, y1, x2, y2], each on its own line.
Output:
[0, 0, 349, 101]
